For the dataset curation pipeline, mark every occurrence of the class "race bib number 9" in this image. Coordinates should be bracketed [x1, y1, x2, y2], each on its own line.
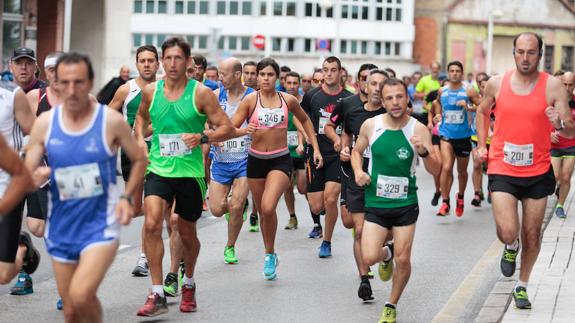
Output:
[221, 137, 246, 153]
[258, 109, 284, 128]
[54, 163, 103, 201]
[503, 142, 533, 166]
[159, 134, 192, 157]
[287, 131, 299, 146]
[444, 110, 464, 124]
[376, 175, 408, 199]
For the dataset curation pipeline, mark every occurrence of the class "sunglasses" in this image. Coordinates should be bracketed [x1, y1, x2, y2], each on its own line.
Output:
[312, 79, 323, 83]
[359, 76, 368, 82]
[302, 79, 312, 83]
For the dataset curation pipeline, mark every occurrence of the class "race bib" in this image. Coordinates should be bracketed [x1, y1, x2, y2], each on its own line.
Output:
[376, 175, 408, 199]
[318, 117, 328, 134]
[258, 108, 284, 128]
[54, 163, 103, 201]
[221, 137, 246, 153]
[159, 134, 192, 157]
[503, 142, 533, 166]
[287, 131, 299, 146]
[444, 110, 464, 124]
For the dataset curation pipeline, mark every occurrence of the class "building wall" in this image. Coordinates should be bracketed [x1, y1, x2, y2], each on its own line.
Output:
[37, 0, 65, 72]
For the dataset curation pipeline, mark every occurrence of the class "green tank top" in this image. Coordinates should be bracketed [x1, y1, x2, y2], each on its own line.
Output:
[124, 79, 142, 128]
[365, 116, 418, 209]
[287, 112, 301, 158]
[147, 79, 207, 178]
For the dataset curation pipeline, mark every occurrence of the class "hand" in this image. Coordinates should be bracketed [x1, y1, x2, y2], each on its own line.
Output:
[427, 122, 434, 131]
[355, 171, 371, 187]
[551, 131, 559, 144]
[32, 166, 51, 188]
[245, 122, 257, 135]
[333, 137, 341, 152]
[476, 147, 488, 163]
[115, 198, 134, 225]
[181, 133, 201, 149]
[409, 135, 426, 155]
[545, 106, 561, 128]
[456, 100, 467, 108]
[296, 144, 305, 156]
[433, 114, 442, 125]
[313, 150, 323, 169]
[339, 146, 350, 162]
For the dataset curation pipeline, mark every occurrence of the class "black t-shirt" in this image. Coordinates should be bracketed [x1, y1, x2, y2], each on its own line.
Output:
[22, 78, 47, 93]
[301, 86, 353, 157]
[343, 104, 386, 172]
[330, 94, 364, 127]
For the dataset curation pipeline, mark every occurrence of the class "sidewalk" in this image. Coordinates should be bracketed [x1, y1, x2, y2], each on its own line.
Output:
[476, 177, 575, 323]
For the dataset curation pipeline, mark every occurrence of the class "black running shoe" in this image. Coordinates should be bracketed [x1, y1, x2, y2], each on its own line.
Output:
[513, 286, 532, 309]
[19, 232, 40, 275]
[357, 280, 374, 301]
[501, 244, 518, 277]
[431, 192, 441, 206]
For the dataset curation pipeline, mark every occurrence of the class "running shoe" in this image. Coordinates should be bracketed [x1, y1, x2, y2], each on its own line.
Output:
[248, 213, 259, 232]
[437, 202, 450, 216]
[56, 298, 63, 310]
[471, 192, 482, 207]
[318, 241, 332, 258]
[455, 194, 464, 217]
[513, 286, 532, 309]
[379, 242, 394, 282]
[9, 271, 33, 295]
[163, 272, 179, 297]
[137, 292, 168, 317]
[358, 280, 374, 301]
[19, 232, 40, 275]
[479, 191, 485, 201]
[180, 285, 197, 312]
[224, 246, 238, 264]
[555, 206, 566, 218]
[501, 244, 519, 277]
[284, 217, 298, 230]
[132, 255, 149, 277]
[379, 305, 397, 323]
[308, 225, 323, 239]
[178, 260, 185, 286]
[431, 192, 441, 206]
[263, 253, 279, 280]
[367, 267, 374, 279]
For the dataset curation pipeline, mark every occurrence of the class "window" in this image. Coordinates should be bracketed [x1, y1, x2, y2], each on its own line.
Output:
[186, 35, 195, 48]
[272, 37, 282, 52]
[562, 46, 574, 71]
[217, 1, 226, 14]
[374, 41, 382, 55]
[361, 41, 368, 54]
[198, 35, 208, 49]
[242, 1, 251, 15]
[394, 42, 400, 56]
[341, 1, 368, 20]
[305, 2, 313, 16]
[286, 1, 296, 16]
[3, 0, 22, 13]
[134, 0, 143, 13]
[241, 36, 251, 50]
[260, 1, 267, 15]
[145, 34, 154, 45]
[230, 1, 239, 14]
[287, 38, 295, 52]
[132, 33, 142, 49]
[544, 46, 554, 73]
[273, 1, 283, 16]
[146, 0, 154, 13]
[175, 1, 184, 14]
[199, 0, 208, 14]
[385, 42, 391, 55]
[305, 38, 313, 52]
[229, 36, 238, 50]
[376, 0, 402, 22]
[3, 0, 23, 60]
[350, 40, 358, 54]
[218, 36, 225, 50]
[340, 40, 347, 54]
[157, 34, 167, 46]
[157, 0, 167, 13]
[187, 1, 196, 13]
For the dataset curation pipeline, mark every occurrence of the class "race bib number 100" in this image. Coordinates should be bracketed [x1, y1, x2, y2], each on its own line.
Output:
[54, 163, 103, 201]
[376, 175, 408, 199]
[221, 137, 246, 153]
[159, 134, 192, 157]
[503, 142, 533, 166]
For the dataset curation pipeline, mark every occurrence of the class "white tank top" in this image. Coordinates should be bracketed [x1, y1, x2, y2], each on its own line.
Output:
[0, 87, 22, 196]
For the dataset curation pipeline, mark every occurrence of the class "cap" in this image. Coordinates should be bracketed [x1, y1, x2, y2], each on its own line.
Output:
[12, 47, 36, 61]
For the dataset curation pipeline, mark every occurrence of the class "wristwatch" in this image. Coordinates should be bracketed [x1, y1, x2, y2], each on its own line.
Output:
[200, 132, 209, 144]
[555, 119, 565, 131]
[120, 194, 134, 206]
[418, 148, 430, 158]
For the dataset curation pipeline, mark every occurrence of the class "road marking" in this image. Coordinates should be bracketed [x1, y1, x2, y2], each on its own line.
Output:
[118, 244, 131, 251]
[432, 238, 503, 323]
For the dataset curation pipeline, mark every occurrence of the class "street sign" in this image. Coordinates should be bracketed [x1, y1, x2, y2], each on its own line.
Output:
[253, 34, 265, 50]
[316, 39, 330, 51]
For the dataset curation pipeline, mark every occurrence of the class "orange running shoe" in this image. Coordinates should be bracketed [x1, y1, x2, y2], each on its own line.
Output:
[437, 202, 450, 216]
[455, 194, 464, 217]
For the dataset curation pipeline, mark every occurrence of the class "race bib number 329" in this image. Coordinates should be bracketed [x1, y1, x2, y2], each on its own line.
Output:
[376, 175, 408, 199]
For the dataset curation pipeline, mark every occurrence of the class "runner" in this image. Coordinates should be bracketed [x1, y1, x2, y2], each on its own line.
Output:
[352, 78, 440, 323]
[469, 73, 491, 207]
[231, 57, 322, 280]
[283, 71, 307, 230]
[302, 56, 353, 258]
[135, 37, 236, 316]
[190, 55, 218, 90]
[550, 71, 575, 218]
[434, 61, 481, 217]
[208, 57, 254, 264]
[24, 52, 147, 322]
[301, 73, 313, 94]
[205, 65, 218, 82]
[10, 47, 47, 92]
[312, 69, 324, 88]
[108, 45, 160, 277]
[340, 70, 388, 301]
[276, 65, 291, 92]
[476, 32, 575, 309]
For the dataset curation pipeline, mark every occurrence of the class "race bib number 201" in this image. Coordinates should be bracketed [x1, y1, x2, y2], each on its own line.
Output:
[503, 142, 533, 166]
[54, 163, 103, 201]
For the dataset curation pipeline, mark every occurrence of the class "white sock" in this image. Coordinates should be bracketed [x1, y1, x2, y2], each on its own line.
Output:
[183, 275, 195, 287]
[140, 253, 146, 258]
[515, 280, 528, 290]
[152, 285, 164, 297]
[383, 246, 392, 262]
[385, 302, 396, 308]
[506, 240, 519, 251]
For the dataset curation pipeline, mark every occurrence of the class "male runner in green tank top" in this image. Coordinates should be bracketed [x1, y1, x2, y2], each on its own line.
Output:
[352, 78, 440, 323]
[134, 37, 236, 317]
[108, 45, 160, 278]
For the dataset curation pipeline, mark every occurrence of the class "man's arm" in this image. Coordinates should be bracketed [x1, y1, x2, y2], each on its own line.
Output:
[13, 89, 35, 135]
[467, 86, 482, 109]
[107, 83, 130, 112]
[0, 135, 32, 215]
[412, 122, 441, 176]
[546, 76, 575, 138]
[288, 95, 323, 168]
[192, 85, 235, 144]
[134, 83, 154, 142]
[476, 77, 498, 160]
[325, 99, 345, 150]
[26, 89, 39, 116]
[351, 120, 371, 186]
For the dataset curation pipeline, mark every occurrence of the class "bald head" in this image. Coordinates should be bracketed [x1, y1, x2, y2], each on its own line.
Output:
[119, 65, 130, 81]
[219, 57, 243, 89]
[562, 72, 575, 97]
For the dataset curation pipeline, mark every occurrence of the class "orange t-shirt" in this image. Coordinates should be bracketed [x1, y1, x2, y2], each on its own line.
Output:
[488, 70, 552, 177]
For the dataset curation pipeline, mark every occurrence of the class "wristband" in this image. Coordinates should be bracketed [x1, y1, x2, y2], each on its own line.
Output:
[120, 194, 134, 206]
[555, 119, 565, 131]
[418, 148, 430, 158]
[200, 132, 209, 144]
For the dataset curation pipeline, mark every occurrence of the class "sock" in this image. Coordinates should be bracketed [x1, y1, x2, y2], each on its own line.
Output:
[458, 193, 464, 199]
[383, 246, 392, 262]
[384, 302, 396, 309]
[323, 240, 331, 245]
[360, 275, 369, 283]
[140, 253, 146, 258]
[152, 285, 164, 297]
[557, 204, 564, 209]
[515, 280, 528, 290]
[507, 240, 519, 251]
[443, 198, 450, 205]
[183, 275, 195, 287]
[290, 213, 297, 218]
[311, 212, 321, 226]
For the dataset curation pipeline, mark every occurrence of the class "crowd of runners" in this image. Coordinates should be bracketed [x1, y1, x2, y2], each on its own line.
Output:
[0, 31, 574, 323]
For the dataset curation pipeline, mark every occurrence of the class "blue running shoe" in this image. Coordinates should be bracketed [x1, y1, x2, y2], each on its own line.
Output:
[318, 241, 332, 258]
[556, 206, 566, 219]
[263, 253, 279, 280]
[308, 225, 323, 239]
[10, 271, 33, 295]
[56, 298, 63, 310]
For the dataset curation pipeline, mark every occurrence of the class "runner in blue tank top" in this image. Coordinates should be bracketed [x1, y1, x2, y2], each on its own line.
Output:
[25, 53, 147, 322]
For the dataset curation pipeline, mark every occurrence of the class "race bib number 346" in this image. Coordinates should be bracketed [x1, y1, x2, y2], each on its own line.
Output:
[503, 142, 533, 166]
[376, 175, 408, 199]
[54, 163, 103, 201]
[258, 109, 284, 128]
[159, 134, 192, 157]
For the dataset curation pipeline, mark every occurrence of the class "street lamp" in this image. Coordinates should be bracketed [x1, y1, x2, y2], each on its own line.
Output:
[486, 9, 504, 74]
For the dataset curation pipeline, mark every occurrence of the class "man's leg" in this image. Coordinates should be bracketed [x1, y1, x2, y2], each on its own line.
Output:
[518, 197, 547, 283]
[208, 181, 231, 217]
[491, 192, 520, 245]
[323, 181, 341, 242]
[431, 143, 442, 206]
[178, 218, 200, 281]
[283, 175, 298, 230]
[361, 221, 389, 267]
[352, 213, 368, 276]
[227, 178, 249, 246]
[144, 195, 169, 286]
[455, 155, 470, 216]
[558, 158, 575, 208]
[52, 261, 78, 322]
[471, 147, 484, 206]
[439, 140, 455, 214]
[388, 224, 416, 305]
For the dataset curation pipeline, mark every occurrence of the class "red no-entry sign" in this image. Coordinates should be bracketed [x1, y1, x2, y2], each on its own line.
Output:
[253, 34, 265, 50]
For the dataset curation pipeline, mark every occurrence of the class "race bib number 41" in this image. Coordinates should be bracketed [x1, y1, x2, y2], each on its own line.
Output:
[54, 163, 103, 201]
[376, 175, 408, 199]
[159, 134, 192, 157]
[503, 142, 533, 166]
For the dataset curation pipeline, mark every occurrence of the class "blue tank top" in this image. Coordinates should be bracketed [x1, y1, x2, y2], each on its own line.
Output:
[438, 85, 472, 139]
[211, 86, 254, 163]
[45, 104, 120, 245]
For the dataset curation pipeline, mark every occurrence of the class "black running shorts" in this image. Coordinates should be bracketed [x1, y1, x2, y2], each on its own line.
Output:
[488, 167, 555, 200]
[365, 204, 419, 229]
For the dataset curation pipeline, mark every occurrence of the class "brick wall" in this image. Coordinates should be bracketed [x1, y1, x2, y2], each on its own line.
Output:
[37, 0, 64, 75]
[413, 16, 439, 68]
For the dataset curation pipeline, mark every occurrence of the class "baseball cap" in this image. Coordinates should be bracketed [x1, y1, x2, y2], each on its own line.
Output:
[12, 47, 36, 61]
